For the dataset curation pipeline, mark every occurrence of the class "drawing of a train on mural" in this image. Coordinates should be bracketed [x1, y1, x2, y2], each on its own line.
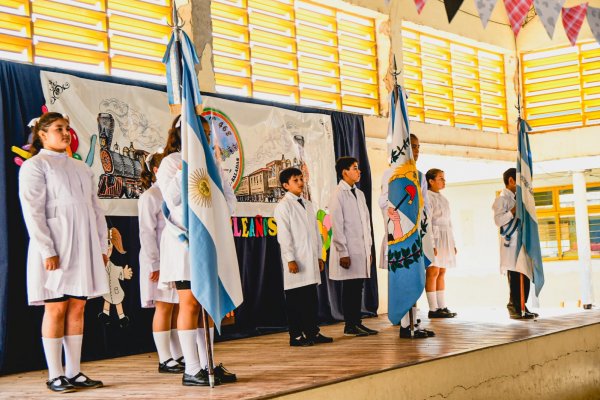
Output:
[97, 113, 148, 199]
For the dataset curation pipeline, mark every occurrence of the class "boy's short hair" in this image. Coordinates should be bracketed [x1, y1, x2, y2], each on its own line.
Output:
[279, 167, 303, 188]
[503, 168, 516, 186]
[335, 156, 358, 180]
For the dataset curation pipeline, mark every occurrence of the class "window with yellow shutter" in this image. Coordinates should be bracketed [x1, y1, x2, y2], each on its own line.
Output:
[211, 0, 379, 115]
[402, 24, 508, 133]
[522, 41, 600, 132]
[0, 0, 171, 83]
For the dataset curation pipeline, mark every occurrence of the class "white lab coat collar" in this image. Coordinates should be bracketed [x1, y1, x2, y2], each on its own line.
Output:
[39, 149, 68, 158]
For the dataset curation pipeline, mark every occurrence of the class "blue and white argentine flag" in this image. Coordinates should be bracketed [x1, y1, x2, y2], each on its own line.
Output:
[164, 29, 243, 331]
[516, 119, 544, 296]
[386, 86, 427, 325]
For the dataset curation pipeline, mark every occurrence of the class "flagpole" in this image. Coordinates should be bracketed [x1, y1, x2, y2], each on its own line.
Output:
[202, 309, 216, 388]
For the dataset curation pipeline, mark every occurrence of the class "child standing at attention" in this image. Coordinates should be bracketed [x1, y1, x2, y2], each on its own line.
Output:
[274, 167, 333, 347]
[329, 157, 377, 337]
[19, 112, 108, 393]
[425, 168, 457, 319]
[138, 152, 184, 373]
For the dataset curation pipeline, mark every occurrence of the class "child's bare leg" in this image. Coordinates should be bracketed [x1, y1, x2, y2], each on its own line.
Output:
[153, 301, 174, 332]
[425, 267, 440, 311]
[63, 298, 86, 379]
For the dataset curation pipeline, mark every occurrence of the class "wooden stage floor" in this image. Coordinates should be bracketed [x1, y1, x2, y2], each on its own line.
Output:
[1, 308, 598, 399]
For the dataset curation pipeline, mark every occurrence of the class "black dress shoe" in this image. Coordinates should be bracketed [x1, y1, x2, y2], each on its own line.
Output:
[399, 327, 428, 339]
[289, 336, 313, 347]
[357, 324, 378, 335]
[213, 364, 237, 383]
[182, 369, 221, 386]
[421, 328, 436, 337]
[428, 308, 454, 318]
[525, 307, 539, 318]
[67, 372, 103, 389]
[46, 376, 76, 393]
[159, 358, 185, 374]
[310, 333, 333, 344]
[118, 315, 130, 328]
[441, 307, 457, 317]
[175, 356, 185, 366]
[97, 312, 110, 325]
[343, 325, 369, 337]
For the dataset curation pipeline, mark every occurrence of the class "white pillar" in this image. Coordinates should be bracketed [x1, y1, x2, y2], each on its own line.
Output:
[572, 170, 595, 306]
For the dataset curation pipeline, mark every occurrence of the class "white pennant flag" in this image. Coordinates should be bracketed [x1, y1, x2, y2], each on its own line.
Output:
[588, 6, 600, 44]
[534, 0, 566, 39]
[474, 0, 498, 28]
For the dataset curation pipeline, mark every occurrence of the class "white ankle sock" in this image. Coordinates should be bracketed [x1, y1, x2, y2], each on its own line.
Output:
[153, 331, 172, 364]
[42, 337, 64, 380]
[400, 313, 410, 329]
[436, 291, 446, 309]
[169, 329, 183, 360]
[196, 328, 215, 369]
[426, 291, 438, 311]
[178, 329, 201, 376]
[63, 335, 83, 379]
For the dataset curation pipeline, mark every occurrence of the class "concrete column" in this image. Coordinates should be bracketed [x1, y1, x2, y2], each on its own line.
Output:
[572, 170, 595, 306]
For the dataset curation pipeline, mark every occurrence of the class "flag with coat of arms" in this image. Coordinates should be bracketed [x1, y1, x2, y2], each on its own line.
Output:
[386, 85, 429, 325]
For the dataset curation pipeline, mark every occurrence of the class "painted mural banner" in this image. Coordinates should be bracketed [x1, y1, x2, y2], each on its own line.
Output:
[39, 72, 337, 218]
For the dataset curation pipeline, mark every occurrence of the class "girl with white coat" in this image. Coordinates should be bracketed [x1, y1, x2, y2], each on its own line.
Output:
[138, 152, 184, 373]
[274, 167, 332, 346]
[328, 157, 376, 337]
[19, 112, 108, 393]
[425, 168, 457, 319]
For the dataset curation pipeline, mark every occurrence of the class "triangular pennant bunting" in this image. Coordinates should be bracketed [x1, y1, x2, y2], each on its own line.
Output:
[504, 0, 534, 36]
[562, 3, 588, 46]
[475, 0, 498, 28]
[588, 6, 600, 44]
[534, 0, 566, 39]
[414, 0, 427, 14]
[444, 0, 465, 22]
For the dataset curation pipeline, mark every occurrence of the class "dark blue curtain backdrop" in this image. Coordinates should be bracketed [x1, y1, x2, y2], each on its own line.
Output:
[0, 60, 377, 374]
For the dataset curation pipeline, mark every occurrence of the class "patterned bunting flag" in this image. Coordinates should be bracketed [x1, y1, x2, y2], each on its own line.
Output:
[534, 0, 566, 39]
[475, 0, 498, 28]
[444, 0, 465, 22]
[562, 3, 588, 46]
[503, 0, 534, 37]
[588, 6, 600, 44]
[414, 0, 427, 14]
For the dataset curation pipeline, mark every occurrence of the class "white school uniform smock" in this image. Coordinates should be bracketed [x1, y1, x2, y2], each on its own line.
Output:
[493, 188, 518, 275]
[138, 185, 178, 307]
[274, 192, 322, 290]
[427, 190, 456, 268]
[378, 169, 430, 270]
[329, 180, 373, 280]
[155, 152, 189, 287]
[19, 149, 109, 305]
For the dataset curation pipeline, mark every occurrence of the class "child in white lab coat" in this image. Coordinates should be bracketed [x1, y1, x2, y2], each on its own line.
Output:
[425, 168, 458, 319]
[329, 157, 377, 337]
[274, 167, 333, 346]
[19, 112, 107, 393]
[138, 152, 184, 373]
[492, 168, 537, 320]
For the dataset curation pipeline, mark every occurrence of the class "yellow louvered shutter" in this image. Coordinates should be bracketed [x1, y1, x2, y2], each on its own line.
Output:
[402, 25, 507, 133]
[211, 0, 379, 115]
[522, 46, 582, 131]
[0, 0, 171, 82]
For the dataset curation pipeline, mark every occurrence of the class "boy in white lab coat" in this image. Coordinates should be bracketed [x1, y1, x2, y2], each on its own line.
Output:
[329, 157, 377, 337]
[274, 167, 333, 346]
[492, 168, 537, 320]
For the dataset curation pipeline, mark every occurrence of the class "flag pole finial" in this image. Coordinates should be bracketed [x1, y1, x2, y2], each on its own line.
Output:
[392, 54, 401, 88]
[168, 2, 185, 38]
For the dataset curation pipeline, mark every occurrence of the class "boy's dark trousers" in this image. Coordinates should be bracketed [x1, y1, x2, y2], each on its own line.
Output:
[342, 278, 364, 328]
[284, 284, 319, 339]
[507, 270, 530, 311]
